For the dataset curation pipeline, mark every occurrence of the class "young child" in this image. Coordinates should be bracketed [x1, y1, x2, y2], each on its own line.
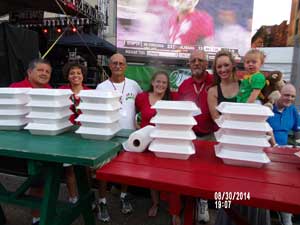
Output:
[237, 49, 266, 103]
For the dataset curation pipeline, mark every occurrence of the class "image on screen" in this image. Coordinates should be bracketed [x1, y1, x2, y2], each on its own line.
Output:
[117, 0, 254, 59]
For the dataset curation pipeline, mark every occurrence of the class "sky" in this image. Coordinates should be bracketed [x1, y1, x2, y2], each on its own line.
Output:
[252, 0, 292, 36]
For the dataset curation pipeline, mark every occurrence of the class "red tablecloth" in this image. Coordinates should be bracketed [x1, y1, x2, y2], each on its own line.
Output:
[96, 141, 300, 214]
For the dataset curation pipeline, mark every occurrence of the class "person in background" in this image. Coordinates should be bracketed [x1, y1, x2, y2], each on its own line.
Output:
[237, 49, 266, 103]
[268, 83, 299, 147]
[59, 62, 91, 205]
[95, 53, 142, 222]
[10, 58, 52, 225]
[177, 50, 216, 223]
[267, 83, 299, 225]
[168, 0, 214, 46]
[207, 50, 240, 121]
[135, 71, 179, 223]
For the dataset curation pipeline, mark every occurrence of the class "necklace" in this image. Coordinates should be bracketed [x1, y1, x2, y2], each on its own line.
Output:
[110, 78, 126, 104]
[193, 82, 205, 95]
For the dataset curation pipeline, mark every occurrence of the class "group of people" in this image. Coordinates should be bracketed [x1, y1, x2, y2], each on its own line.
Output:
[8, 47, 299, 225]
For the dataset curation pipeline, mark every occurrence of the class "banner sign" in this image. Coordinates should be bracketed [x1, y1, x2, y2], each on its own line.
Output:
[125, 65, 191, 91]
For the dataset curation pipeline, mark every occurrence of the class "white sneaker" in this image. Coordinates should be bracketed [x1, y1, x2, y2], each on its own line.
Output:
[97, 202, 110, 222]
[196, 199, 209, 223]
[278, 212, 293, 225]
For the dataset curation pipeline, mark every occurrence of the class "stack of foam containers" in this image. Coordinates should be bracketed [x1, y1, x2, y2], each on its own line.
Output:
[214, 102, 274, 168]
[149, 100, 199, 160]
[24, 89, 73, 135]
[75, 90, 121, 140]
[0, 88, 31, 130]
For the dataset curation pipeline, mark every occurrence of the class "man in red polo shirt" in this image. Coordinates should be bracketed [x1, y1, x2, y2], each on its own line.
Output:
[10, 58, 52, 88]
[178, 50, 216, 137]
[10, 58, 52, 225]
[177, 50, 216, 223]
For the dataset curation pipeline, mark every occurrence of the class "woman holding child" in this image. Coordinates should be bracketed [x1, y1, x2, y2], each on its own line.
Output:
[210, 49, 271, 225]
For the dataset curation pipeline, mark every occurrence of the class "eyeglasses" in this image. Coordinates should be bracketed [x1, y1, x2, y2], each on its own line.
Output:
[189, 58, 207, 64]
[111, 61, 125, 67]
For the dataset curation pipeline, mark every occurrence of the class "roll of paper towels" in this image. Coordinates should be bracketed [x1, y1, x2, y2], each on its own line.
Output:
[123, 125, 155, 152]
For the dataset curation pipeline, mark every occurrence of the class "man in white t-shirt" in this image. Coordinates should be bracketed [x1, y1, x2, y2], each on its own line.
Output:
[95, 53, 142, 222]
[96, 53, 142, 129]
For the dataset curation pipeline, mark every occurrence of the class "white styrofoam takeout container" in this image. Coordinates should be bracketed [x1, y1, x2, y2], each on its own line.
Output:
[26, 109, 72, 119]
[28, 106, 71, 113]
[0, 107, 30, 116]
[150, 115, 197, 126]
[0, 88, 30, 102]
[78, 102, 121, 112]
[151, 100, 200, 116]
[215, 117, 273, 132]
[79, 109, 120, 117]
[27, 89, 72, 100]
[0, 117, 29, 130]
[214, 143, 270, 168]
[78, 90, 121, 104]
[150, 128, 196, 140]
[25, 121, 72, 135]
[28, 116, 71, 124]
[214, 130, 271, 147]
[0, 88, 31, 102]
[215, 127, 270, 138]
[216, 102, 274, 122]
[0, 88, 31, 95]
[76, 114, 120, 124]
[148, 139, 195, 160]
[75, 124, 121, 140]
[217, 143, 264, 153]
[0, 97, 30, 105]
[27, 99, 71, 108]
[0, 105, 29, 112]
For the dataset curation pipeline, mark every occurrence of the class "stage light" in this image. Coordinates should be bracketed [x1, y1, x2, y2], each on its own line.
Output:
[42, 28, 49, 34]
[56, 27, 62, 33]
[71, 27, 77, 33]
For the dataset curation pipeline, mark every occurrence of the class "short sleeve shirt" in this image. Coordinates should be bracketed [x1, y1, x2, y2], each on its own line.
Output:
[267, 104, 299, 145]
[10, 77, 52, 88]
[135, 92, 177, 128]
[177, 73, 217, 134]
[237, 72, 266, 103]
[96, 78, 142, 129]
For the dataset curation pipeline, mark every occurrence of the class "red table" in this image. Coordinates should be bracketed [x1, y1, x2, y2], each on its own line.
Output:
[96, 141, 300, 224]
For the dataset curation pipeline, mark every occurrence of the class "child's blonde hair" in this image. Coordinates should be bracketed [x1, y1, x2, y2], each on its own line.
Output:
[244, 49, 265, 64]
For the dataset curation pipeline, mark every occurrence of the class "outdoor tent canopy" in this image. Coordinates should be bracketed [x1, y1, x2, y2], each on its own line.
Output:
[57, 33, 117, 56]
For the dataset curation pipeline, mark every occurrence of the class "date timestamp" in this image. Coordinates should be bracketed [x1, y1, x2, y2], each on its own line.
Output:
[214, 192, 251, 209]
[215, 200, 231, 209]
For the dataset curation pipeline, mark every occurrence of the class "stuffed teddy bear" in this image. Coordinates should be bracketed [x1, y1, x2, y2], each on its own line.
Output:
[261, 71, 285, 109]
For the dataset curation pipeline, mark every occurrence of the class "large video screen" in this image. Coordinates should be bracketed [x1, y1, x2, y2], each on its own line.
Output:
[117, 0, 254, 59]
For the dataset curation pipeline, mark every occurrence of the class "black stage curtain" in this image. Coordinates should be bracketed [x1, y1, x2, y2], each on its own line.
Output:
[0, 22, 39, 87]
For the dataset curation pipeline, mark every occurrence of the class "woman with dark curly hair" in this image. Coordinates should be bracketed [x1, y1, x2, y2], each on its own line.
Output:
[59, 62, 91, 125]
[59, 62, 91, 204]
